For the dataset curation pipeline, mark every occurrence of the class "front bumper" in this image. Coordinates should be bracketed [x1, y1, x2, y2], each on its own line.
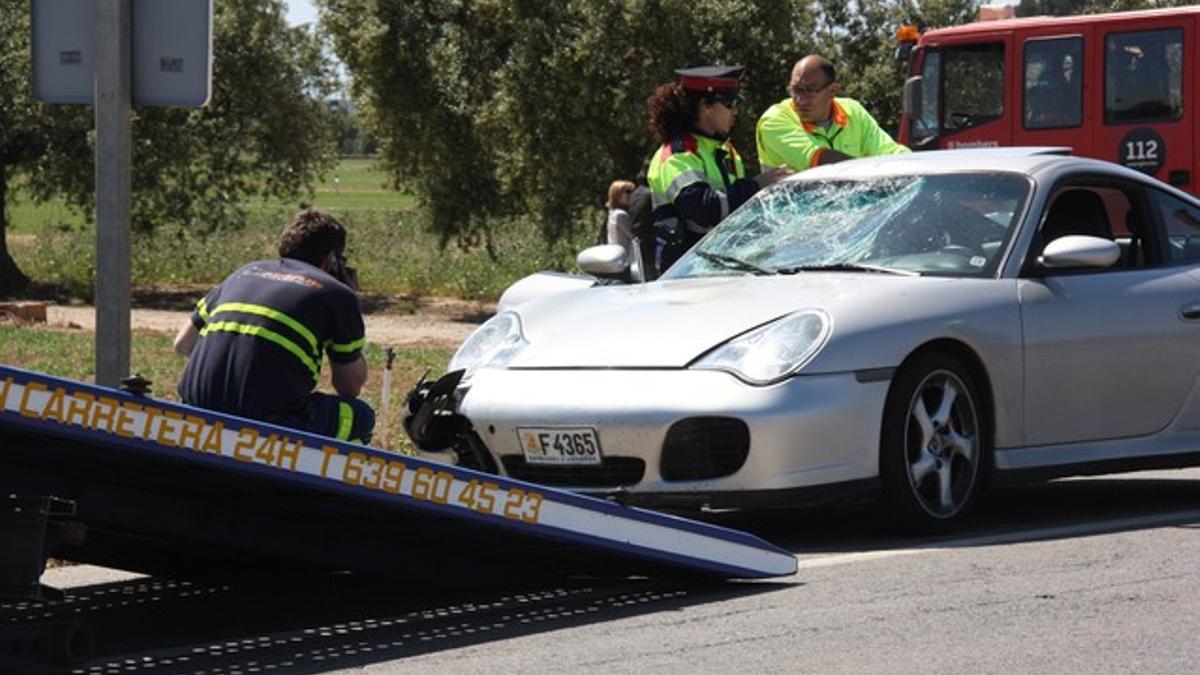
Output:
[441, 367, 890, 507]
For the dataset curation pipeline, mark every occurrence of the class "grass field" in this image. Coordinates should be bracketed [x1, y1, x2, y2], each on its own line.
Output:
[0, 323, 454, 455]
[5, 158, 593, 302]
[6, 159, 415, 233]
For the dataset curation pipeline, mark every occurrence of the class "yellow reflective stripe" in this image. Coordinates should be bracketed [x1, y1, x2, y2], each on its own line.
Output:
[336, 402, 353, 440]
[196, 297, 210, 323]
[209, 303, 318, 354]
[328, 337, 366, 354]
[200, 321, 320, 378]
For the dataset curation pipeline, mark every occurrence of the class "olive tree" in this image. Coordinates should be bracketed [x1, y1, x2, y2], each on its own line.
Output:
[0, 0, 339, 294]
[321, 0, 817, 247]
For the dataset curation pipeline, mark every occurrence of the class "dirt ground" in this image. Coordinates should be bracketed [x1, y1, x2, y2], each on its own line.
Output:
[44, 294, 494, 347]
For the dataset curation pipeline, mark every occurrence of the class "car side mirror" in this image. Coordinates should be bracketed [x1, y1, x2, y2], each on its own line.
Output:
[1037, 235, 1120, 270]
[577, 244, 630, 279]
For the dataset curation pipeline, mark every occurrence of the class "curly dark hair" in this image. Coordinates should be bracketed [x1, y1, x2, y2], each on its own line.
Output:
[278, 210, 347, 267]
[646, 83, 700, 143]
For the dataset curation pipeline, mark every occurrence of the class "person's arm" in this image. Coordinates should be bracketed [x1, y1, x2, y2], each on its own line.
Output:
[173, 321, 199, 356]
[854, 103, 910, 156]
[327, 290, 368, 398]
[815, 149, 854, 165]
[331, 356, 367, 397]
[674, 177, 761, 230]
[174, 291, 217, 356]
[757, 113, 826, 170]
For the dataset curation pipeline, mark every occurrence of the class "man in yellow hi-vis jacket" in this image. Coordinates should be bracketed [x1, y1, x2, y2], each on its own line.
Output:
[756, 55, 909, 171]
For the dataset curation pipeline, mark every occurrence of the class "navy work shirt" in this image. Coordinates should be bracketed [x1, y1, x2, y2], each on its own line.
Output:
[178, 258, 366, 419]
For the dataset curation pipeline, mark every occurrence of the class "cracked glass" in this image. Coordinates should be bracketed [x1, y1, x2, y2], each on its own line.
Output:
[664, 172, 1030, 279]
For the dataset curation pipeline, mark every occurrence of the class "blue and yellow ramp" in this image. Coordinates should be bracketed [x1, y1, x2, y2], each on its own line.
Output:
[0, 365, 796, 581]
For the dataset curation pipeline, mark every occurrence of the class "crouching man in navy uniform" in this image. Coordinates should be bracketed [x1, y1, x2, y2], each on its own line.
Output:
[173, 210, 375, 444]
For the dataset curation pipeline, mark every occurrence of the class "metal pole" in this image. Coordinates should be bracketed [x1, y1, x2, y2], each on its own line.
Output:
[94, 0, 132, 387]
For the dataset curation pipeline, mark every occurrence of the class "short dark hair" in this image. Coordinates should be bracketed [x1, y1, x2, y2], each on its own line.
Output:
[278, 210, 346, 267]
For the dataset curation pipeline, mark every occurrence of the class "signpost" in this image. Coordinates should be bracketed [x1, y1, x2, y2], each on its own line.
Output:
[31, 0, 213, 386]
[94, 0, 132, 388]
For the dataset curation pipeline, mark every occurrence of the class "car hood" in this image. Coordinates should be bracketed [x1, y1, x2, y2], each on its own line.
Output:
[508, 274, 915, 368]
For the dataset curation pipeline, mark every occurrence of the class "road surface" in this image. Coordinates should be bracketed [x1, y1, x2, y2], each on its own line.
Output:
[14, 467, 1200, 673]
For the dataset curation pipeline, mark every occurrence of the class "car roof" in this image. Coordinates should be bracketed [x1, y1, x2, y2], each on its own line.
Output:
[788, 148, 1200, 205]
[796, 148, 1132, 182]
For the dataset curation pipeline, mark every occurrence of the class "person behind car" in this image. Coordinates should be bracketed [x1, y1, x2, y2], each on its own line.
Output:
[173, 209, 375, 443]
[646, 65, 789, 274]
[756, 55, 909, 171]
[604, 179, 637, 260]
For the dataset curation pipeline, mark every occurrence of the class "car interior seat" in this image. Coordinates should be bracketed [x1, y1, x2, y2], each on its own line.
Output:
[1040, 189, 1113, 253]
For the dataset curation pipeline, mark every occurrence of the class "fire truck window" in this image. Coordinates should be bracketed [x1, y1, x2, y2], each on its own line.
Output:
[943, 43, 1004, 133]
[909, 50, 941, 146]
[1024, 37, 1082, 129]
[1105, 29, 1183, 124]
[1153, 191, 1200, 264]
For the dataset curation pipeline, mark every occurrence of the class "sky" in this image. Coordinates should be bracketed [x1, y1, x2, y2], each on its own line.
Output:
[284, 0, 318, 27]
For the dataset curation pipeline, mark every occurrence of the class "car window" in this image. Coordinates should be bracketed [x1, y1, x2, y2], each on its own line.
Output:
[1153, 190, 1200, 264]
[1035, 184, 1152, 269]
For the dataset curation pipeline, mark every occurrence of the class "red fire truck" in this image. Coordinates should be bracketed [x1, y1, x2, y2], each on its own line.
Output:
[897, 6, 1199, 195]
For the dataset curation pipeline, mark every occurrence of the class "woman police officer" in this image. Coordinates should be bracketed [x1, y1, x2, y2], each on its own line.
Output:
[643, 66, 789, 276]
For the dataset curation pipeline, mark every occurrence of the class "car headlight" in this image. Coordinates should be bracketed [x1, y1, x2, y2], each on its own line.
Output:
[447, 312, 529, 381]
[692, 310, 831, 385]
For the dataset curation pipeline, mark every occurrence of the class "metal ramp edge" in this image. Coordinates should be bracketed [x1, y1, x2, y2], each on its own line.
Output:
[0, 365, 797, 579]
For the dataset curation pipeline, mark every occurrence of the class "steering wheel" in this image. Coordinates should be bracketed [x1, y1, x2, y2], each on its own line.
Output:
[948, 111, 974, 129]
[937, 244, 976, 256]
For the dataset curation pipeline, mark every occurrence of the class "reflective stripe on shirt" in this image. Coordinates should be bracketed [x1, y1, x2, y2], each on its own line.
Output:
[200, 320, 320, 378]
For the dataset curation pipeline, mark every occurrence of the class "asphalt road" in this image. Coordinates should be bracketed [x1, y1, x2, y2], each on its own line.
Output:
[11, 468, 1200, 674]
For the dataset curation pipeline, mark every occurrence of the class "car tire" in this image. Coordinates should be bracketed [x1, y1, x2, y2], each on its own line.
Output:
[879, 351, 989, 532]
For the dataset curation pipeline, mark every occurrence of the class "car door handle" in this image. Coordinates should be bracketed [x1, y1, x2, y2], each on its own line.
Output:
[1182, 303, 1200, 320]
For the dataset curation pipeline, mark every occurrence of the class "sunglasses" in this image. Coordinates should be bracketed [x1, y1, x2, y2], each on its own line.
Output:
[790, 81, 833, 97]
[708, 96, 740, 110]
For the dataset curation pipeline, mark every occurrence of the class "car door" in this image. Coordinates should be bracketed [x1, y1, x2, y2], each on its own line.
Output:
[1018, 178, 1200, 446]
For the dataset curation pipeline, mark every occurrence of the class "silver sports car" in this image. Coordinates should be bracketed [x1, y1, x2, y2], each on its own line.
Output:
[405, 148, 1200, 530]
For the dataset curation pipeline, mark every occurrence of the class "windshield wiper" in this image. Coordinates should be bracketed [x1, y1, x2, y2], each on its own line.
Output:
[773, 263, 920, 277]
[695, 250, 773, 276]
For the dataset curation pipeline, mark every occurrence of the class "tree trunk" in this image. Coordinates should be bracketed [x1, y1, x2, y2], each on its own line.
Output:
[0, 162, 31, 295]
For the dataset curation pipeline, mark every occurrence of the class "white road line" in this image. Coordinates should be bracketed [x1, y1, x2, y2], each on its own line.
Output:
[795, 508, 1200, 569]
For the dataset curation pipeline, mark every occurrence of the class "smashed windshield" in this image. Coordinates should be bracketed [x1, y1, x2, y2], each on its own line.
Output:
[664, 173, 1030, 279]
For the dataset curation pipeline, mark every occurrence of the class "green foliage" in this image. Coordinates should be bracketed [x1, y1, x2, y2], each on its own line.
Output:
[0, 0, 340, 293]
[320, 0, 993, 250]
[320, 0, 816, 248]
[17, 157, 590, 302]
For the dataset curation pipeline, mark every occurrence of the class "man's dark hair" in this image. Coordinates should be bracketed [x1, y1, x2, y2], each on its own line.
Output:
[278, 210, 347, 267]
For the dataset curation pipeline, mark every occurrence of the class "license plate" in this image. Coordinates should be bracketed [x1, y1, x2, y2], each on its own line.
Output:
[517, 427, 603, 465]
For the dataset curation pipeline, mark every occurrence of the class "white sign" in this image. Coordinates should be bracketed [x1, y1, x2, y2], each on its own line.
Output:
[32, 0, 213, 107]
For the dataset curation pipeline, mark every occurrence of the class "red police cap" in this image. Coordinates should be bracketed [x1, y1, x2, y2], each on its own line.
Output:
[675, 65, 744, 97]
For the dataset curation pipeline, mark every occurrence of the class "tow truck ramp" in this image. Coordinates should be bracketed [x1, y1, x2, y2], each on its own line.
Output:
[0, 365, 796, 590]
